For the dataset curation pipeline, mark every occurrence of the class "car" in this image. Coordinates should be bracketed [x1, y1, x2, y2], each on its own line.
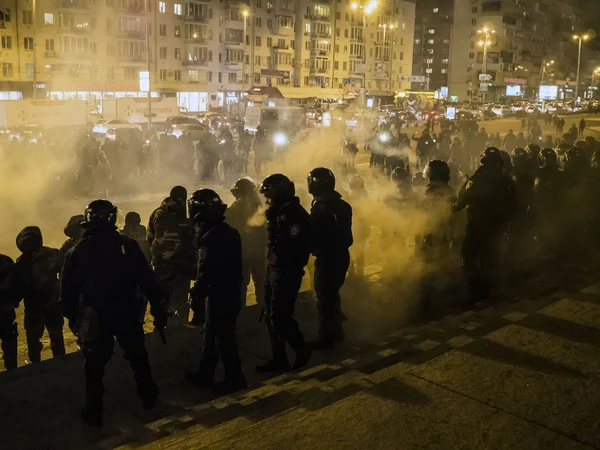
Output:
[166, 123, 212, 140]
[525, 106, 541, 114]
[105, 127, 143, 143]
[196, 112, 226, 125]
[511, 102, 525, 112]
[482, 110, 498, 120]
[491, 105, 512, 116]
[8, 124, 52, 144]
[164, 116, 202, 128]
[92, 119, 142, 134]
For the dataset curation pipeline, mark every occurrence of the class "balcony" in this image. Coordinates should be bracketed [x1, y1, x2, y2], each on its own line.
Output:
[117, 55, 146, 62]
[224, 20, 244, 30]
[349, 54, 363, 60]
[184, 15, 209, 23]
[350, 36, 363, 42]
[58, 24, 92, 34]
[183, 60, 208, 67]
[118, 30, 145, 39]
[44, 51, 58, 58]
[271, 45, 291, 51]
[271, 25, 294, 36]
[312, 30, 330, 38]
[312, 49, 330, 56]
[184, 36, 209, 44]
[225, 40, 243, 48]
[117, 6, 145, 15]
[56, 0, 89, 9]
[59, 52, 93, 61]
[224, 61, 243, 70]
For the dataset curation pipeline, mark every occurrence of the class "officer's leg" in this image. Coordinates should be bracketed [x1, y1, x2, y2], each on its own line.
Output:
[480, 231, 503, 299]
[354, 241, 365, 278]
[194, 310, 219, 383]
[82, 333, 114, 420]
[313, 259, 346, 346]
[0, 311, 18, 370]
[171, 276, 191, 324]
[461, 227, 482, 301]
[24, 309, 44, 363]
[44, 301, 65, 358]
[241, 259, 251, 307]
[114, 323, 158, 406]
[215, 309, 246, 388]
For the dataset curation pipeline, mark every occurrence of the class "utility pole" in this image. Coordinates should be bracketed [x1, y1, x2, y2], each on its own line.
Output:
[145, 0, 152, 131]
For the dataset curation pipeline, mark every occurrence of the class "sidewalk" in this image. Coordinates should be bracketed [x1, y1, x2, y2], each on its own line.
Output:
[2, 269, 600, 449]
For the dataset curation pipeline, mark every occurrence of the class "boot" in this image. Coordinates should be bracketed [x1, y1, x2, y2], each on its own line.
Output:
[214, 376, 248, 395]
[186, 371, 215, 390]
[292, 346, 312, 371]
[257, 332, 289, 373]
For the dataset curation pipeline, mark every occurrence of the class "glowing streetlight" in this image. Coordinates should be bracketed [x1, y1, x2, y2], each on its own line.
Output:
[477, 26, 495, 102]
[242, 9, 249, 93]
[573, 33, 592, 104]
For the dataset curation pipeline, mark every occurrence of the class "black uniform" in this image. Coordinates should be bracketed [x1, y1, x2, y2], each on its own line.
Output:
[454, 165, 517, 301]
[311, 192, 353, 344]
[264, 197, 312, 368]
[189, 219, 245, 388]
[15, 226, 65, 363]
[148, 196, 193, 323]
[0, 255, 18, 370]
[60, 223, 162, 420]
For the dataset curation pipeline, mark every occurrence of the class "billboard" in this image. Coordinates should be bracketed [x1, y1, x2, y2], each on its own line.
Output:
[539, 85, 559, 100]
[506, 85, 522, 96]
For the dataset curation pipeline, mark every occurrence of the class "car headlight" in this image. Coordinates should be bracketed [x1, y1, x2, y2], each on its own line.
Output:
[378, 132, 390, 143]
[273, 132, 288, 146]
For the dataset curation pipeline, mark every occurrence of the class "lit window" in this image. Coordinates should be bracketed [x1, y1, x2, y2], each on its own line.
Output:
[44, 13, 54, 25]
[428, 29, 435, 34]
[174, 3, 182, 15]
[441, 69, 447, 73]
[426, 68, 433, 73]
[428, 39, 434, 44]
[159, 2, 166, 13]
[433, 8, 439, 13]
[305, 23, 311, 33]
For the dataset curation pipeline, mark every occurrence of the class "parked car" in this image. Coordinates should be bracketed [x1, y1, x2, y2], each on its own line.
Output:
[92, 119, 142, 134]
[166, 123, 212, 140]
[105, 127, 143, 143]
[491, 105, 512, 116]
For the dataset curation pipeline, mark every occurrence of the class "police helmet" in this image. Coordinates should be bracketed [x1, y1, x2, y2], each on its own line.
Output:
[231, 178, 257, 199]
[574, 140, 588, 150]
[188, 189, 226, 220]
[307, 167, 336, 196]
[170, 185, 188, 203]
[480, 147, 503, 168]
[563, 147, 585, 174]
[539, 148, 558, 169]
[349, 174, 365, 191]
[500, 151, 513, 175]
[391, 166, 410, 184]
[525, 143, 541, 156]
[556, 142, 571, 156]
[511, 147, 527, 158]
[260, 173, 295, 202]
[84, 200, 118, 226]
[423, 160, 450, 183]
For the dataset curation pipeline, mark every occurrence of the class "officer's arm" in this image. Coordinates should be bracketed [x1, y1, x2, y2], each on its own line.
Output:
[130, 240, 162, 314]
[190, 243, 211, 305]
[59, 251, 80, 323]
[146, 211, 156, 246]
[309, 206, 329, 256]
[452, 179, 474, 212]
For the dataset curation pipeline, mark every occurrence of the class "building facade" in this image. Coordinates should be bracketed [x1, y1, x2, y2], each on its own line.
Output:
[448, 0, 582, 102]
[411, 0, 453, 92]
[0, 0, 415, 112]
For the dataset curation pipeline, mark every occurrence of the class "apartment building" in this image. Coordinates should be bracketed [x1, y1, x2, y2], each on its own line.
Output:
[448, 0, 582, 102]
[411, 0, 453, 92]
[0, 0, 415, 111]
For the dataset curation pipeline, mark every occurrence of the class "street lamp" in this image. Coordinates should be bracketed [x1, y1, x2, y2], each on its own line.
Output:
[378, 24, 394, 92]
[541, 60, 554, 84]
[573, 33, 590, 104]
[242, 10, 248, 94]
[477, 27, 495, 102]
[352, 1, 378, 106]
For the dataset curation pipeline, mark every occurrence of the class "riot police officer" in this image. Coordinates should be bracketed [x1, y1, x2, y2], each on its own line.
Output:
[419, 160, 455, 315]
[186, 189, 247, 394]
[509, 147, 536, 265]
[307, 168, 353, 349]
[60, 215, 84, 257]
[226, 178, 267, 306]
[60, 200, 165, 426]
[534, 148, 566, 257]
[0, 254, 18, 370]
[147, 186, 193, 324]
[15, 226, 65, 363]
[453, 147, 517, 302]
[257, 174, 312, 373]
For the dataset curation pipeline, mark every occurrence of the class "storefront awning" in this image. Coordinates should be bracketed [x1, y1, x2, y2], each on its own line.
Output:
[277, 87, 348, 100]
[244, 94, 269, 103]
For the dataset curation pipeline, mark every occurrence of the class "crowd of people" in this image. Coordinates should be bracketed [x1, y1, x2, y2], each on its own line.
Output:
[1, 111, 600, 427]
